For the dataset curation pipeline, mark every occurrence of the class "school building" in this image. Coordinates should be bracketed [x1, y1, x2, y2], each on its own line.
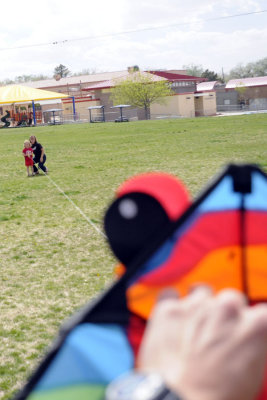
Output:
[0, 68, 217, 123]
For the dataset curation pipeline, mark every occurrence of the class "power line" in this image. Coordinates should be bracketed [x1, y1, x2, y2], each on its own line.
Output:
[0, 9, 266, 52]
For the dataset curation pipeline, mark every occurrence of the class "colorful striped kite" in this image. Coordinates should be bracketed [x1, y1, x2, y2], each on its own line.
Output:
[15, 164, 267, 400]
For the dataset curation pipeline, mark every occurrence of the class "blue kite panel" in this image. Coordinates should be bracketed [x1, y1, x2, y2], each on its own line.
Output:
[35, 323, 134, 391]
[198, 176, 242, 213]
[245, 172, 267, 210]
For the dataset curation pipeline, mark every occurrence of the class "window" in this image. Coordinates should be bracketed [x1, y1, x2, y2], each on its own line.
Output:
[172, 80, 194, 87]
[224, 99, 230, 105]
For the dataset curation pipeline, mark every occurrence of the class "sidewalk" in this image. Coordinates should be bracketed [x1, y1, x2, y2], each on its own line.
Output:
[216, 109, 267, 117]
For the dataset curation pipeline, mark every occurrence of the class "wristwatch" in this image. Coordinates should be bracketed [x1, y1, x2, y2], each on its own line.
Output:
[105, 371, 183, 400]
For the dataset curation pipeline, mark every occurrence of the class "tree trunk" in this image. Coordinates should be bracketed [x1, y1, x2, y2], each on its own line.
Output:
[144, 105, 150, 120]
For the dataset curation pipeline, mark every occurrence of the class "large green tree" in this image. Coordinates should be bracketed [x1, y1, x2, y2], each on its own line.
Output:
[53, 64, 70, 79]
[201, 69, 219, 81]
[110, 72, 173, 119]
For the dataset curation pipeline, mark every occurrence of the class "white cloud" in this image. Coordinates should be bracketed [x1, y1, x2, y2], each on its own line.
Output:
[0, 0, 266, 80]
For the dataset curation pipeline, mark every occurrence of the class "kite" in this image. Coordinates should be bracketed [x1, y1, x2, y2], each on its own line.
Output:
[15, 163, 267, 400]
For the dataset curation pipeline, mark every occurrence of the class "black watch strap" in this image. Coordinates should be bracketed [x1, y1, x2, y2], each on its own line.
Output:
[151, 385, 183, 400]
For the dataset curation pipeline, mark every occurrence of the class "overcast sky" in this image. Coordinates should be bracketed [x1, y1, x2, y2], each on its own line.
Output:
[1, 0, 266, 80]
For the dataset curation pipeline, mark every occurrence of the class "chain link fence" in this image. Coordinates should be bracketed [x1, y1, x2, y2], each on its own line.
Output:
[217, 103, 267, 114]
[40, 104, 267, 125]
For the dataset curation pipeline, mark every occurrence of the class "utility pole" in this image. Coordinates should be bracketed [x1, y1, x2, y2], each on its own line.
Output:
[221, 67, 225, 83]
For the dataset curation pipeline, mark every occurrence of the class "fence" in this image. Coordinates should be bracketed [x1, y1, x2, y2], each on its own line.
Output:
[7, 105, 267, 128]
[217, 104, 267, 113]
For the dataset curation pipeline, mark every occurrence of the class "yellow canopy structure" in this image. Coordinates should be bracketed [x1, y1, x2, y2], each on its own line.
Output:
[0, 84, 69, 104]
[0, 84, 71, 126]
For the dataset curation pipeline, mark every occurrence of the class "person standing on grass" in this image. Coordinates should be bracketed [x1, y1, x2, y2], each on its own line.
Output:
[29, 135, 48, 174]
[22, 140, 34, 177]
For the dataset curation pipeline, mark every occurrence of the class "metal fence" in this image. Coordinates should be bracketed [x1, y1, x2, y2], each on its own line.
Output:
[38, 105, 267, 126]
[217, 104, 267, 113]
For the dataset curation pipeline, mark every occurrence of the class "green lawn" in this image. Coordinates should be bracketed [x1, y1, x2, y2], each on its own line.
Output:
[1, 114, 267, 399]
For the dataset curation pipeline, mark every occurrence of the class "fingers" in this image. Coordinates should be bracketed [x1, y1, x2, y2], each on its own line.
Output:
[150, 286, 266, 348]
[214, 289, 247, 319]
[138, 285, 267, 400]
[251, 304, 267, 333]
[182, 285, 213, 310]
[157, 288, 179, 302]
[242, 304, 267, 340]
[153, 286, 212, 324]
[187, 289, 247, 347]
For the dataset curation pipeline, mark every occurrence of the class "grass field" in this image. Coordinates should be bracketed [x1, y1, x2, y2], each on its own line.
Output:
[1, 114, 267, 399]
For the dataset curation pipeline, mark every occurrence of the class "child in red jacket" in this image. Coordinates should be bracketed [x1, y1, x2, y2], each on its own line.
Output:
[22, 140, 34, 177]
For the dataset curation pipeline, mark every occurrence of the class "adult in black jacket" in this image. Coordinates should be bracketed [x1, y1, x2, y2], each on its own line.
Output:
[30, 135, 48, 174]
[1, 110, 11, 128]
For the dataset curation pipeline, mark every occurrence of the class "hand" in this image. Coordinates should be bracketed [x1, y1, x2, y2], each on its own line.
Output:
[40, 157, 43, 163]
[137, 287, 267, 400]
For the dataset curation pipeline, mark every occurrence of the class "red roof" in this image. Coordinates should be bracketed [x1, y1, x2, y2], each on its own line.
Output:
[226, 76, 267, 89]
[148, 70, 206, 82]
[83, 71, 165, 91]
[83, 80, 114, 91]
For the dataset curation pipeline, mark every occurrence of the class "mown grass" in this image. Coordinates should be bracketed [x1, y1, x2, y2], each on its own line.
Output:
[1, 114, 267, 399]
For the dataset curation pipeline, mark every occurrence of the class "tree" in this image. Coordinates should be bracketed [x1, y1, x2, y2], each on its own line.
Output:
[234, 82, 247, 105]
[0, 78, 15, 85]
[31, 74, 50, 81]
[228, 63, 248, 79]
[72, 68, 97, 76]
[201, 69, 219, 81]
[110, 72, 173, 119]
[183, 63, 204, 77]
[14, 74, 50, 83]
[253, 57, 267, 76]
[228, 57, 267, 79]
[53, 64, 70, 79]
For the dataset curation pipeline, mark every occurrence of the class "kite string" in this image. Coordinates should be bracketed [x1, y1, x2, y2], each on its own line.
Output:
[44, 173, 107, 238]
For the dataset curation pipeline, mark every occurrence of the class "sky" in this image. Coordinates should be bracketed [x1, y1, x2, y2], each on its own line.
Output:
[1, 0, 267, 80]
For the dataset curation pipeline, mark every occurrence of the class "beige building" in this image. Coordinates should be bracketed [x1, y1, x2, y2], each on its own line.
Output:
[151, 92, 216, 119]
[225, 76, 267, 110]
[197, 77, 267, 113]
[151, 94, 195, 119]
[194, 92, 217, 116]
[81, 69, 216, 120]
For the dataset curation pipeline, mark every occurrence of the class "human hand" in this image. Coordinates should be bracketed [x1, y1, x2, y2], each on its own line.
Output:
[40, 157, 43, 163]
[137, 287, 267, 400]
